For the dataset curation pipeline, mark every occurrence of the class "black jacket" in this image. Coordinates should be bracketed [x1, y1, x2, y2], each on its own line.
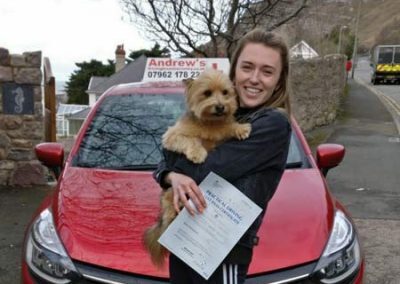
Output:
[153, 107, 291, 263]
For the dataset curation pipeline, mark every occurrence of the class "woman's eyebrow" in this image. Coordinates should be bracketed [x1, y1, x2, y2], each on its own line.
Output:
[262, 65, 276, 70]
[241, 60, 277, 70]
[240, 60, 254, 65]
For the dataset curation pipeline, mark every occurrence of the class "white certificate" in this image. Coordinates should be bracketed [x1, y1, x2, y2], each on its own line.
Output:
[158, 172, 262, 280]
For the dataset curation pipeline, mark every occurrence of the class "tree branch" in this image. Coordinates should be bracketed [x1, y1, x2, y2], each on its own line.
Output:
[120, 0, 309, 57]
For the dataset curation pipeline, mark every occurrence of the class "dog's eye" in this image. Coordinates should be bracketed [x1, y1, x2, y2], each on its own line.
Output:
[204, 90, 212, 97]
[222, 89, 229, 95]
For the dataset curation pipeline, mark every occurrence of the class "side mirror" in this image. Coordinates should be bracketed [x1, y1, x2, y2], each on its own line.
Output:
[35, 143, 65, 179]
[316, 144, 345, 176]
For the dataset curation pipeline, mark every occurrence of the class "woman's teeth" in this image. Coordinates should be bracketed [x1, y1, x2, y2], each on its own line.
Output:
[245, 87, 261, 94]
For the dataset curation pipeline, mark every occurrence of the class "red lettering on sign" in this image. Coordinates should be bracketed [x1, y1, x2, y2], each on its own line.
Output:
[148, 59, 201, 67]
[148, 59, 158, 66]
[165, 59, 174, 66]
[185, 60, 196, 67]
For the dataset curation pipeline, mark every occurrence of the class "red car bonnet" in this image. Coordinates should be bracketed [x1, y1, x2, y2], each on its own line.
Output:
[52, 166, 334, 278]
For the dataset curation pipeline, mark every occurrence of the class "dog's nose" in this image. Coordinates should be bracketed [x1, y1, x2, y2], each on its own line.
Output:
[215, 105, 225, 114]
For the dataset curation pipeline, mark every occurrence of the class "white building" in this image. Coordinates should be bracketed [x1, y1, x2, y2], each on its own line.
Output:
[56, 104, 89, 136]
[86, 46, 147, 107]
[290, 40, 319, 59]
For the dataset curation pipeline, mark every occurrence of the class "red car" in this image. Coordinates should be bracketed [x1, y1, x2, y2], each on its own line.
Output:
[22, 81, 364, 283]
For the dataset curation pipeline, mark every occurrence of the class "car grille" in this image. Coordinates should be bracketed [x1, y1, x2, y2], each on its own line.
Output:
[29, 260, 358, 284]
[74, 261, 168, 283]
[283, 277, 317, 284]
[74, 261, 320, 284]
[245, 261, 316, 284]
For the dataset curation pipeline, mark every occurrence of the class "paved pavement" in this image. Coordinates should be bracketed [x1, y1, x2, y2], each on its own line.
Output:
[1, 79, 399, 283]
[0, 185, 53, 284]
[315, 79, 400, 283]
[355, 55, 400, 134]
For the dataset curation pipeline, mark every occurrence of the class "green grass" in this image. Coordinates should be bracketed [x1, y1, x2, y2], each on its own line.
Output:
[336, 83, 350, 123]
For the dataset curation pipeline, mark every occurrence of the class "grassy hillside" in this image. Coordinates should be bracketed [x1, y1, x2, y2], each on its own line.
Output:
[281, 0, 400, 55]
[358, 0, 400, 49]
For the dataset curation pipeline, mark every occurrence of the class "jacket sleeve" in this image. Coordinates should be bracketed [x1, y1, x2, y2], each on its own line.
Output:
[167, 110, 291, 184]
[153, 158, 170, 189]
[153, 147, 185, 189]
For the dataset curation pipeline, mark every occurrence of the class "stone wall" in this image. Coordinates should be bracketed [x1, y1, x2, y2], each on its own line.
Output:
[290, 54, 347, 132]
[0, 48, 45, 186]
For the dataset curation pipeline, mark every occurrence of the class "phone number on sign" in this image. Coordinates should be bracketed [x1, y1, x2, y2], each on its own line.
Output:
[146, 71, 201, 79]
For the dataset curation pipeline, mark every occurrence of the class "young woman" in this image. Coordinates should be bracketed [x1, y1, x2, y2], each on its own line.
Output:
[154, 29, 292, 284]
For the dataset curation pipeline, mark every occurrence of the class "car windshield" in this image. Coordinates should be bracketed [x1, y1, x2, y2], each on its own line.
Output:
[74, 93, 305, 170]
[75, 93, 185, 169]
[395, 47, 400, 64]
[378, 47, 393, 64]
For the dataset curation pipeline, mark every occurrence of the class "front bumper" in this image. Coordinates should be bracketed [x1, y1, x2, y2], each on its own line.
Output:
[22, 259, 364, 284]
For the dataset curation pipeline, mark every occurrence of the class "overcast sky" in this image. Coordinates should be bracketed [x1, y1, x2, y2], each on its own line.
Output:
[0, 0, 150, 82]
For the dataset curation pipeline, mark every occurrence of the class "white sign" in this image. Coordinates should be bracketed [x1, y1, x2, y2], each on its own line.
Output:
[142, 58, 230, 82]
[158, 172, 262, 280]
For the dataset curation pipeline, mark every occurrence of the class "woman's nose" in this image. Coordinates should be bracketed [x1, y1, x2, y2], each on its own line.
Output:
[249, 70, 259, 83]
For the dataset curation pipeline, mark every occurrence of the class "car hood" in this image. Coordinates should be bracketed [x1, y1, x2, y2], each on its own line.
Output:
[250, 169, 334, 273]
[53, 167, 334, 278]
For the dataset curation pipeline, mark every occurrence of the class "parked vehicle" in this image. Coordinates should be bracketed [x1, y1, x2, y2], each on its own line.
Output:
[22, 81, 364, 283]
[370, 44, 400, 84]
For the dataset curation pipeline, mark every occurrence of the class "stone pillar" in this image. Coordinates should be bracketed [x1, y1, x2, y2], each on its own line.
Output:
[0, 47, 46, 186]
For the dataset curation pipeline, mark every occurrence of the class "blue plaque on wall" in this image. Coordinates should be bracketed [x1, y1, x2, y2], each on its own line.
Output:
[2, 83, 34, 115]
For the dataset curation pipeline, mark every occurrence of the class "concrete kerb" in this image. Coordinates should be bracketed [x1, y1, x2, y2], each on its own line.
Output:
[354, 76, 400, 136]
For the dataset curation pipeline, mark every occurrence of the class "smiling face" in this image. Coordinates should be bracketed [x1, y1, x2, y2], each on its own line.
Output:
[234, 43, 283, 108]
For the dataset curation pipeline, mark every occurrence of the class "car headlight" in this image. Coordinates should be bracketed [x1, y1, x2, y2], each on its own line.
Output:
[312, 210, 361, 283]
[25, 208, 81, 283]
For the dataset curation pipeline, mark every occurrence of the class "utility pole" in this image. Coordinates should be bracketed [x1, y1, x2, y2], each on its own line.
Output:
[351, 0, 362, 79]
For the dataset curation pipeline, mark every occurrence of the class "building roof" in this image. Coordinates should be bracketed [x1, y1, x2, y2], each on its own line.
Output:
[87, 55, 147, 95]
[57, 103, 88, 116]
[290, 40, 319, 59]
[67, 107, 92, 120]
[88, 76, 108, 90]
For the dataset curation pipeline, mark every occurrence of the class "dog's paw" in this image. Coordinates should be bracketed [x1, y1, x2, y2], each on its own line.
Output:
[235, 123, 251, 140]
[186, 148, 208, 164]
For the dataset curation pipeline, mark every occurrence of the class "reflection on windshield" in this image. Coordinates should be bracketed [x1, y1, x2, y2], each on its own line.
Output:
[378, 47, 394, 64]
[76, 93, 185, 169]
[74, 93, 304, 170]
[286, 134, 303, 167]
[395, 47, 400, 64]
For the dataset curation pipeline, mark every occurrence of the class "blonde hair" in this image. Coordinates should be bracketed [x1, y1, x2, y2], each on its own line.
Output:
[229, 29, 291, 114]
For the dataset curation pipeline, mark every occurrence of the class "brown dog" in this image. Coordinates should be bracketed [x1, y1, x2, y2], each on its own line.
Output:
[143, 69, 251, 267]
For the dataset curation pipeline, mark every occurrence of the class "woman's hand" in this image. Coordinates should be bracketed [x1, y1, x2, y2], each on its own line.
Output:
[165, 172, 207, 216]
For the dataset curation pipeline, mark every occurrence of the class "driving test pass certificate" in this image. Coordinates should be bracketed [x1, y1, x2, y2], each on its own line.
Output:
[158, 172, 262, 280]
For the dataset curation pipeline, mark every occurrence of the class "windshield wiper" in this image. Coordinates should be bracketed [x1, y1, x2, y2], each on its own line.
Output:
[110, 164, 157, 170]
[285, 161, 303, 169]
[75, 161, 96, 168]
[74, 160, 156, 171]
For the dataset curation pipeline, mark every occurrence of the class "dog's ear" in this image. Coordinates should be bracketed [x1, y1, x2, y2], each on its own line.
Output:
[182, 78, 194, 88]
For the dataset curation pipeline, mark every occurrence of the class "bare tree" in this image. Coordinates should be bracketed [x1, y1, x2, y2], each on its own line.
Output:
[120, 0, 308, 58]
